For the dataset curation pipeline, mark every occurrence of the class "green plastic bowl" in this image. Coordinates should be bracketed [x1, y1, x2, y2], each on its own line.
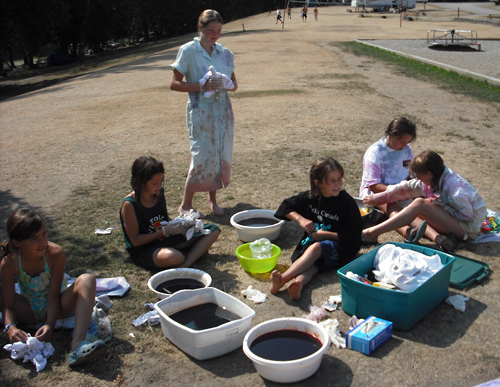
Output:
[235, 243, 282, 273]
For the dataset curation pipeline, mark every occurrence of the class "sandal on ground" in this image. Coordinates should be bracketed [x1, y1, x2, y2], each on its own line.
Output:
[436, 234, 458, 252]
[404, 221, 427, 244]
[67, 339, 106, 367]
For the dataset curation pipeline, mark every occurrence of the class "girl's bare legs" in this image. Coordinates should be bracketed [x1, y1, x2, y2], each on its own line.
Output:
[379, 202, 440, 242]
[153, 229, 220, 268]
[363, 198, 465, 242]
[378, 202, 412, 238]
[179, 189, 198, 215]
[3, 287, 38, 328]
[60, 274, 96, 351]
[180, 189, 224, 217]
[181, 229, 220, 267]
[208, 190, 224, 216]
[270, 243, 322, 300]
[287, 266, 319, 300]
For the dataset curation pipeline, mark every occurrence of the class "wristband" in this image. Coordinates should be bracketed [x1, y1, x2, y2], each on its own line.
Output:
[4, 323, 16, 334]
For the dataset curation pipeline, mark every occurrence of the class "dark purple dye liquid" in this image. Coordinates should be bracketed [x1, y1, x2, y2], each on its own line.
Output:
[250, 330, 322, 361]
[169, 302, 241, 331]
[237, 217, 279, 227]
[155, 278, 205, 294]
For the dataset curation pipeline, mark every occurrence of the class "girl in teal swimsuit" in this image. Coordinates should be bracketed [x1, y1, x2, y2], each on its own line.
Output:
[0, 209, 106, 367]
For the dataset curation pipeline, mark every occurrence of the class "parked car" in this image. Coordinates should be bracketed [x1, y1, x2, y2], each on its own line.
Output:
[139, 32, 160, 43]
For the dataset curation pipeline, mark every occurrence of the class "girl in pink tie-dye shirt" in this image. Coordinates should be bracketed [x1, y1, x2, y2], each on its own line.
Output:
[362, 150, 487, 252]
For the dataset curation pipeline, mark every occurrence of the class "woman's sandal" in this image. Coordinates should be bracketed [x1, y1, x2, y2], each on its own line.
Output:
[404, 221, 427, 244]
[436, 234, 458, 252]
[67, 339, 106, 367]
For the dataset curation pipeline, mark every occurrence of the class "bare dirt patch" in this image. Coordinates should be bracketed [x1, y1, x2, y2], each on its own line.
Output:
[1, 5, 500, 387]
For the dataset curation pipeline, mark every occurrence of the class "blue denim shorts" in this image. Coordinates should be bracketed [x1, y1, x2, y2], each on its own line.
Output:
[291, 239, 342, 272]
[316, 240, 341, 270]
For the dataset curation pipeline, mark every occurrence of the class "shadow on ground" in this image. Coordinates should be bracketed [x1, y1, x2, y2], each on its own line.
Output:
[0, 34, 197, 102]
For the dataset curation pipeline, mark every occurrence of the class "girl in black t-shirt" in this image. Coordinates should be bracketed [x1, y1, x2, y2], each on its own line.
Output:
[271, 158, 362, 300]
[120, 156, 220, 270]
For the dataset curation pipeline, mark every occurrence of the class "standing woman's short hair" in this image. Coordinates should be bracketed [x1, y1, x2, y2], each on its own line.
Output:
[130, 156, 165, 204]
[198, 9, 223, 28]
[410, 150, 445, 192]
[309, 157, 344, 199]
[385, 116, 417, 141]
[1, 208, 44, 258]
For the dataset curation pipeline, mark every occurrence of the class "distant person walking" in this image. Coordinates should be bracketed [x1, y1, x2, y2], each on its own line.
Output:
[301, 6, 308, 22]
[314, 7, 318, 21]
[287, 7, 292, 19]
[276, 8, 283, 24]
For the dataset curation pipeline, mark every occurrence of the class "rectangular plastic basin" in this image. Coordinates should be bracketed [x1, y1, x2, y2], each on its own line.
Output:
[338, 242, 455, 331]
[154, 287, 256, 360]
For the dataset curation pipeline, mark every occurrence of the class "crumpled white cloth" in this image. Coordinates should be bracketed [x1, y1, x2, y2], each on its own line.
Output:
[95, 294, 113, 311]
[319, 319, 345, 348]
[446, 294, 469, 312]
[301, 305, 327, 323]
[161, 210, 211, 241]
[348, 315, 365, 330]
[199, 65, 234, 98]
[241, 285, 267, 303]
[3, 336, 54, 372]
[132, 304, 160, 327]
[373, 244, 443, 292]
[321, 295, 342, 312]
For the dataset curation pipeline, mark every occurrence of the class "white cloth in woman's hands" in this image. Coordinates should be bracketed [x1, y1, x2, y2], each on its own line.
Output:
[199, 65, 234, 98]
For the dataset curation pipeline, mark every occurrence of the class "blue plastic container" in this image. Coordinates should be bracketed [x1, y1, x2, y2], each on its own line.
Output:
[338, 242, 455, 331]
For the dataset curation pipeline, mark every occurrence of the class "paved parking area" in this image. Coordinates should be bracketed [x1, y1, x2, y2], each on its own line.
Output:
[358, 38, 500, 84]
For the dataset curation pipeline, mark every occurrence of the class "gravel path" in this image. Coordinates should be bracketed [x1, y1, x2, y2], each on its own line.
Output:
[359, 38, 500, 83]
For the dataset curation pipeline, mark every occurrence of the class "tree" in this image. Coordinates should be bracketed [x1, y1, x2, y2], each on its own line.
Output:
[3, 0, 69, 67]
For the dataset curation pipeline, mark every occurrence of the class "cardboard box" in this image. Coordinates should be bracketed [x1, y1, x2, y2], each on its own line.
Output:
[338, 242, 455, 331]
[346, 316, 393, 355]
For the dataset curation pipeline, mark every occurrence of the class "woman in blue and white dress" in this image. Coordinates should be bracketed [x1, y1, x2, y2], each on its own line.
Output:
[170, 9, 238, 217]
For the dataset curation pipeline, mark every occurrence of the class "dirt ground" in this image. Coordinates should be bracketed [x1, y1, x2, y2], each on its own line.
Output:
[1, 4, 500, 387]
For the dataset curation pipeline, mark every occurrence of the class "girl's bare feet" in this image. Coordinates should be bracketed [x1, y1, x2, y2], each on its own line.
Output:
[209, 201, 225, 216]
[270, 270, 283, 294]
[287, 280, 302, 300]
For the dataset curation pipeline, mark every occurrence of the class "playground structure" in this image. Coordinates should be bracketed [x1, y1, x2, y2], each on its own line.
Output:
[427, 29, 481, 51]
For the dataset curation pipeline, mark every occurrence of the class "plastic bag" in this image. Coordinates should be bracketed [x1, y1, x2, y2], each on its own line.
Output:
[250, 238, 272, 259]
